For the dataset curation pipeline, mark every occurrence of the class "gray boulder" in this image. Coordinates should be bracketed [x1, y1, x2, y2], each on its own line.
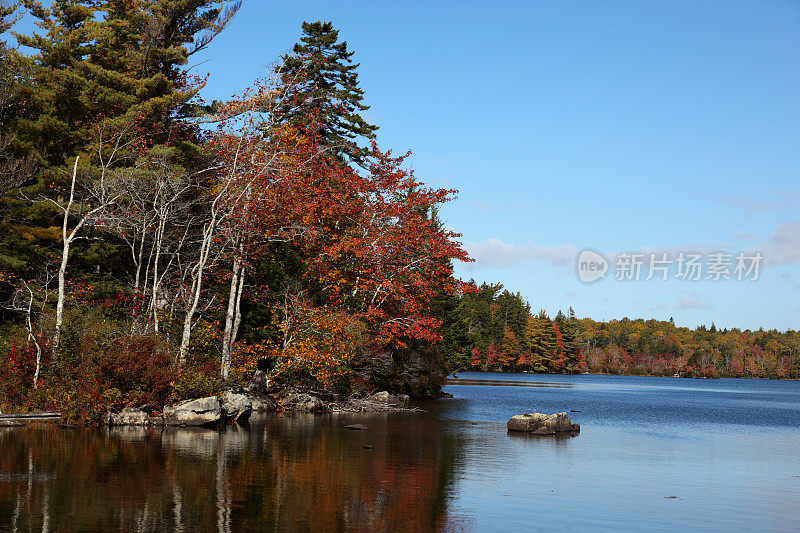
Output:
[282, 391, 325, 412]
[107, 407, 151, 426]
[507, 412, 580, 434]
[368, 391, 399, 403]
[249, 394, 279, 413]
[368, 391, 410, 406]
[163, 396, 222, 426]
[220, 390, 252, 423]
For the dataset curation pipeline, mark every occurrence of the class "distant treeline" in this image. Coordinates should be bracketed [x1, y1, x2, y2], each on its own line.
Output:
[445, 282, 800, 379]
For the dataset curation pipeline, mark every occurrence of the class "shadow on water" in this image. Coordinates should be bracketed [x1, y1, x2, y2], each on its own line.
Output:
[505, 431, 580, 442]
[0, 413, 466, 532]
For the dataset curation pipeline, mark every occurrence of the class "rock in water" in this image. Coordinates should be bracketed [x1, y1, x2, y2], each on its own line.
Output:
[507, 412, 580, 435]
[368, 391, 393, 402]
[220, 390, 253, 423]
[281, 391, 325, 412]
[163, 396, 222, 426]
[344, 424, 370, 430]
[107, 407, 151, 426]
[368, 391, 407, 404]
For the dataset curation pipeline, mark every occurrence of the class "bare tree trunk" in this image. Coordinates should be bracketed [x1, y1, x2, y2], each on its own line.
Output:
[51, 156, 119, 351]
[220, 256, 244, 379]
[150, 213, 167, 333]
[22, 284, 42, 388]
[133, 218, 148, 291]
[178, 215, 216, 365]
[230, 269, 245, 351]
[53, 157, 79, 352]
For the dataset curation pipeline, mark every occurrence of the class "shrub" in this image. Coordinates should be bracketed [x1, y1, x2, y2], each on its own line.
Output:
[169, 367, 224, 402]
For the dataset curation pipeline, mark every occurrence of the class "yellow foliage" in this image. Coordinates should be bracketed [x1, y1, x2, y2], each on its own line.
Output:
[274, 300, 365, 389]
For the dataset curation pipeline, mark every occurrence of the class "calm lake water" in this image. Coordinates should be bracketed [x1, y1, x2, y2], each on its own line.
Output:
[2, 372, 799, 531]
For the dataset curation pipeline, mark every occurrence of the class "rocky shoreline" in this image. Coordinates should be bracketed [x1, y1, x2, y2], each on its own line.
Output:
[104, 388, 421, 428]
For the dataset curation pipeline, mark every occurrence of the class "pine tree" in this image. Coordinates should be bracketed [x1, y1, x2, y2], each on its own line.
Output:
[1, 0, 238, 279]
[15, 0, 239, 167]
[527, 310, 556, 372]
[0, 0, 34, 195]
[275, 21, 378, 165]
[557, 307, 582, 371]
[500, 325, 520, 369]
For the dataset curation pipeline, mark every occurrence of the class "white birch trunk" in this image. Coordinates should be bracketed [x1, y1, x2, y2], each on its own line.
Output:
[220, 257, 245, 379]
[178, 214, 216, 365]
[53, 157, 79, 352]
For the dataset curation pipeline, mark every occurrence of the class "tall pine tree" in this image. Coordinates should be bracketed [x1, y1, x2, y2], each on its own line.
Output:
[275, 21, 377, 165]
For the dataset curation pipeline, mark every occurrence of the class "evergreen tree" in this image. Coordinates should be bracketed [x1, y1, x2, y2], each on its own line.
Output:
[275, 21, 378, 165]
[1, 0, 238, 280]
[0, 0, 33, 195]
[527, 310, 556, 372]
[557, 307, 582, 371]
[15, 0, 238, 166]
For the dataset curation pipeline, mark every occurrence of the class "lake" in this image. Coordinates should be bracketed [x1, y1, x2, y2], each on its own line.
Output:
[1, 372, 799, 531]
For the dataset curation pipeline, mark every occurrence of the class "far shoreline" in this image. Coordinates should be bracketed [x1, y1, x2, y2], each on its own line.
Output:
[446, 370, 800, 381]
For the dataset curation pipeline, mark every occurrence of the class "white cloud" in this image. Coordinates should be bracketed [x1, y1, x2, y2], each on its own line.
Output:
[457, 217, 800, 275]
[460, 238, 577, 270]
[676, 297, 710, 310]
[636, 243, 725, 257]
[716, 191, 800, 216]
[761, 220, 800, 266]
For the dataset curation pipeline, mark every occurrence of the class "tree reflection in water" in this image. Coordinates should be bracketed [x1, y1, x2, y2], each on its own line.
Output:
[0, 412, 465, 531]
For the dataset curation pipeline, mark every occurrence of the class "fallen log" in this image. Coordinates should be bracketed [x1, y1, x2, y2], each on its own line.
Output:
[0, 413, 61, 420]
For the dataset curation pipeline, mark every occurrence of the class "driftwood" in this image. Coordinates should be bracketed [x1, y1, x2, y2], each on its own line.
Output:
[328, 398, 422, 413]
[0, 413, 61, 420]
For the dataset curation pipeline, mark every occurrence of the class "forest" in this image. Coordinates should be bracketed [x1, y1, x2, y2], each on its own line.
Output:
[0, 1, 472, 422]
[0, 1, 796, 424]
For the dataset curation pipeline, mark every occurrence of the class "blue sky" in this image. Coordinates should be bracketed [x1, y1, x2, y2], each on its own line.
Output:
[15, 1, 800, 330]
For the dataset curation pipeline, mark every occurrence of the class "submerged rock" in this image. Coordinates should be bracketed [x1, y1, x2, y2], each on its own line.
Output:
[163, 396, 222, 426]
[220, 390, 252, 423]
[107, 407, 151, 427]
[344, 424, 370, 430]
[507, 412, 580, 435]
